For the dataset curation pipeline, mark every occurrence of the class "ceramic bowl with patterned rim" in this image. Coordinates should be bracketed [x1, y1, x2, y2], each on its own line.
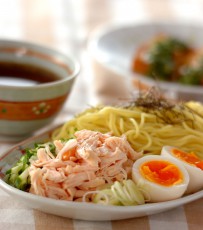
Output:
[0, 40, 80, 139]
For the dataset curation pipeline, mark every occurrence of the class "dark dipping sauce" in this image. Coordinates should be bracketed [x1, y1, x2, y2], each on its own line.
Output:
[0, 61, 61, 86]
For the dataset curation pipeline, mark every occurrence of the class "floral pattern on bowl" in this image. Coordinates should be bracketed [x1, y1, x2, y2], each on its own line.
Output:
[0, 95, 67, 121]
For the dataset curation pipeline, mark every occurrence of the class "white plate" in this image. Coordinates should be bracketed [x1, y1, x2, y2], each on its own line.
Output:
[1, 128, 203, 221]
[89, 22, 203, 102]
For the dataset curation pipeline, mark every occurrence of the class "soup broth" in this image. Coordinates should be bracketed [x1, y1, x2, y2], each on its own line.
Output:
[0, 61, 61, 86]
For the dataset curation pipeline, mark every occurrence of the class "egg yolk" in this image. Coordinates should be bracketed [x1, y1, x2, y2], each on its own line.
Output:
[172, 149, 203, 170]
[140, 160, 183, 186]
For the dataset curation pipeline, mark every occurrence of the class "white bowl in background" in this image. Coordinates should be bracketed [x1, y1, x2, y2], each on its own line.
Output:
[88, 22, 203, 102]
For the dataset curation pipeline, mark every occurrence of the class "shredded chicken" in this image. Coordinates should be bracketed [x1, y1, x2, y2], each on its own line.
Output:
[29, 129, 142, 201]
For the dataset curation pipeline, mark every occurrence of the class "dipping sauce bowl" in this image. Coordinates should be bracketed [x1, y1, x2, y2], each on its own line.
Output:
[0, 40, 80, 139]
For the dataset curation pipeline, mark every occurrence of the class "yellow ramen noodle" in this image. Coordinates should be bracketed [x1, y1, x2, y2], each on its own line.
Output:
[52, 102, 203, 158]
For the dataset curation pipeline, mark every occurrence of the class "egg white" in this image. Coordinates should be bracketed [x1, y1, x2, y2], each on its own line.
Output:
[132, 155, 189, 202]
[161, 146, 203, 194]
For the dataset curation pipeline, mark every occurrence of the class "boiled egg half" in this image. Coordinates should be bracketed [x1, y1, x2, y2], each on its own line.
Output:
[161, 146, 203, 194]
[132, 155, 189, 202]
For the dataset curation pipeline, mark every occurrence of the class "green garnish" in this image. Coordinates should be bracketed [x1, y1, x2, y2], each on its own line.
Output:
[93, 180, 145, 206]
[148, 37, 189, 80]
[5, 142, 54, 191]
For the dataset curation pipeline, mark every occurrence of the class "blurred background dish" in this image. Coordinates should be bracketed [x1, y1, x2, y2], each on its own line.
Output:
[89, 22, 203, 102]
[0, 39, 79, 140]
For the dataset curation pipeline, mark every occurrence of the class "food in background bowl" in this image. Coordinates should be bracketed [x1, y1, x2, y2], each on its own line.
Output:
[0, 40, 80, 139]
[88, 22, 203, 103]
[132, 34, 203, 86]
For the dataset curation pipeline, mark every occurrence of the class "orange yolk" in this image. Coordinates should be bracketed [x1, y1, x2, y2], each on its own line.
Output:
[140, 160, 183, 186]
[172, 149, 203, 170]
